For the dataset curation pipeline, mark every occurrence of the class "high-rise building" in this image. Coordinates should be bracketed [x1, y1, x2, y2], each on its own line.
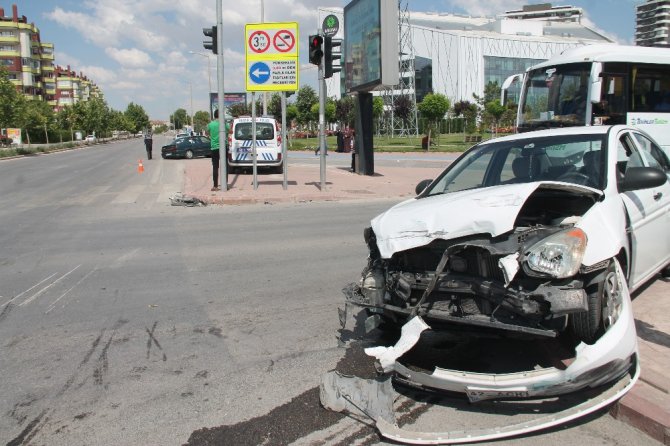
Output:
[0, 4, 101, 110]
[636, 0, 670, 47]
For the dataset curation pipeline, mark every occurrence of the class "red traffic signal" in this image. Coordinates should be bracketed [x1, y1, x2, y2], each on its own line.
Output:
[309, 34, 323, 65]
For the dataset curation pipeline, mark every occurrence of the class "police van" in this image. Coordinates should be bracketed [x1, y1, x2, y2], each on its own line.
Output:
[227, 116, 283, 174]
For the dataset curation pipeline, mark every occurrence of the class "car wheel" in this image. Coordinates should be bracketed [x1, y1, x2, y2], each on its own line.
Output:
[662, 264, 670, 278]
[570, 261, 620, 344]
[161, 154, 167, 159]
[273, 164, 284, 174]
[185, 150, 194, 159]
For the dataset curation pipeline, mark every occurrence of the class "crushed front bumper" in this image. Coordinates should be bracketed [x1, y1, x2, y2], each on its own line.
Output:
[322, 260, 639, 444]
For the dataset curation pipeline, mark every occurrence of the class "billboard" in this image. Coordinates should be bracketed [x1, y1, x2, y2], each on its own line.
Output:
[209, 92, 247, 118]
[343, 0, 399, 92]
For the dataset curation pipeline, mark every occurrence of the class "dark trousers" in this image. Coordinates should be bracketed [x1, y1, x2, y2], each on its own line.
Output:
[211, 149, 220, 187]
[144, 139, 153, 159]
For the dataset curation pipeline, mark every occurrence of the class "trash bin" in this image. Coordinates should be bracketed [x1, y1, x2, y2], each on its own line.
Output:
[343, 136, 352, 153]
[421, 135, 428, 150]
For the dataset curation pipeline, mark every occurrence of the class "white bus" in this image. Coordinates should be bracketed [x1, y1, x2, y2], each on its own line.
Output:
[502, 44, 670, 152]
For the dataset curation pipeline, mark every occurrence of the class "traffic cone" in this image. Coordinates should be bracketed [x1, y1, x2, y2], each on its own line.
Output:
[138, 159, 144, 174]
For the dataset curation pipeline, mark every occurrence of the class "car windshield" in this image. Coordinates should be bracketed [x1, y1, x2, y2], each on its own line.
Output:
[234, 122, 274, 141]
[423, 133, 606, 196]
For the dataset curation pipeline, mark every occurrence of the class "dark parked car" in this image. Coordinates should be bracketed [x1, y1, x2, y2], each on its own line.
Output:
[161, 136, 211, 159]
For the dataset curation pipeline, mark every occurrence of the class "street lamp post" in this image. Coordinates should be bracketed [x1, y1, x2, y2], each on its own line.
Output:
[189, 50, 213, 94]
[189, 80, 194, 130]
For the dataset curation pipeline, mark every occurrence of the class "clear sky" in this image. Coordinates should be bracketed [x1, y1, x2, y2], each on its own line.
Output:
[7, 0, 641, 120]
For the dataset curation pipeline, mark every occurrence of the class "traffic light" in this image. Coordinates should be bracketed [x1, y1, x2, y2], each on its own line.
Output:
[308, 35, 323, 66]
[203, 26, 217, 54]
[324, 37, 342, 79]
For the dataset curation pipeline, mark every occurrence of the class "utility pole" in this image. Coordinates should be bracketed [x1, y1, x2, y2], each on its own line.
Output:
[216, 0, 227, 190]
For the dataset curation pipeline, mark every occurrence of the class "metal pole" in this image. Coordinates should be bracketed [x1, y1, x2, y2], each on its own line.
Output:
[189, 51, 212, 95]
[281, 92, 287, 190]
[319, 58, 326, 191]
[217, 0, 227, 190]
[189, 81, 194, 129]
[261, 0, 267, 115]
[252, 92, 258, 190]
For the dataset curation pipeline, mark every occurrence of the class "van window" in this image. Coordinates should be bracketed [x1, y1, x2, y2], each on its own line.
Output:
[234, 122, 275, 141]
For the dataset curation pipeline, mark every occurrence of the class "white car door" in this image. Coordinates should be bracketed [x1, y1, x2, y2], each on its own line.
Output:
[617, 130, 670, 289]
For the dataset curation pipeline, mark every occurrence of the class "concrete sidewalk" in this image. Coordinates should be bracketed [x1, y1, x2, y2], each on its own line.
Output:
[182, 153, 670, 444]
[183, 154, 444, 205]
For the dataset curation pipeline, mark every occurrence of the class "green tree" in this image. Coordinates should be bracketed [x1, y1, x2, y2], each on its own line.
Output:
[125, 102, 150, 133]
[295, 85, 318, 127]
[229, 102, 250, 117]
[417, 93, 450, 145]
[193, 110, 211, 133]
[452, 100, 478, 134]
[484, 99, 506, 136]
[20, 99, 54, 144]
[335, 95, 355, 128]
[372, 96, 384, 134]
[268, 93, 283, 119]
[171, 108, 189, 130]
[0, 68, 23, 129]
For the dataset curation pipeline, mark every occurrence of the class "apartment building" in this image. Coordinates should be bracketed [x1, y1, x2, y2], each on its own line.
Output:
[0, 4, 101, 110]
[636, 0, 670, 46]
[54, 65, 103, 111]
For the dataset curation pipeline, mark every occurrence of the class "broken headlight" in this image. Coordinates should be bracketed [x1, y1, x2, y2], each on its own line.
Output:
[524, 228, 587, 279]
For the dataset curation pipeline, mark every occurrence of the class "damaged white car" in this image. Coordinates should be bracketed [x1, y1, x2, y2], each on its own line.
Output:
[344, 125, 670, 402]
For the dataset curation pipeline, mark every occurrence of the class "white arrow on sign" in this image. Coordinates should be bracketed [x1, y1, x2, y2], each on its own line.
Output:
[252, 67, 270, 77]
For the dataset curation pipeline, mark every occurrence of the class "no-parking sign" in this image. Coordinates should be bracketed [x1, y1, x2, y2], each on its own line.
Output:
[245, 22, 299, 91]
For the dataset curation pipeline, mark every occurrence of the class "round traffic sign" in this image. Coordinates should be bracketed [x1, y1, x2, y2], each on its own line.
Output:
[248, 30, 270, 53]
[249, 62, 271, 84]
[273, 29, 296, 53]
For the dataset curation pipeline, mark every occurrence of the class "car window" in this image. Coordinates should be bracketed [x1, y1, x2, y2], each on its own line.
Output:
[617, 133, 646, 185]
[633, 132, 670, 171]
[234, 122, 275, 141]
[423, 133, 607, 197]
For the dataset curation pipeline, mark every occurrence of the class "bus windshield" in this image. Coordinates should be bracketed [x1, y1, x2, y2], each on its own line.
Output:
[518, 62, 591, 131]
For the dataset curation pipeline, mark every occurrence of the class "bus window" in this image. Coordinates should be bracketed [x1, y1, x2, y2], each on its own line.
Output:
[631, 65, 670, 112]
[596, 72, 627, 125]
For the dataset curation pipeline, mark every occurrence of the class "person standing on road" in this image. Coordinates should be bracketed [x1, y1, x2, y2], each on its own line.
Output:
[206, 109, 229, 191]
[144, 128, 153, 160]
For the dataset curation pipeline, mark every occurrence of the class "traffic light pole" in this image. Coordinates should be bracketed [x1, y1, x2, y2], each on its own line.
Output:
[319, 56, 326, 191]
[216, 0, 227, 191]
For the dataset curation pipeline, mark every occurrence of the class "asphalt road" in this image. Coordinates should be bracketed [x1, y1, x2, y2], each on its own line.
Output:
[0, 139, 661, 445]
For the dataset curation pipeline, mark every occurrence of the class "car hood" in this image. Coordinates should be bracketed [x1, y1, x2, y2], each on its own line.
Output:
[371, 181, 602, 259]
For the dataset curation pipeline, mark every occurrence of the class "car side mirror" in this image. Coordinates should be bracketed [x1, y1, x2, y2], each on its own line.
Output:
[415, 179, 433, 195]
[619, 167, 667, 192]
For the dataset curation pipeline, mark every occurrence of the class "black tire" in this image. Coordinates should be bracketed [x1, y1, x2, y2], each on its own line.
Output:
[662, 264, 670, 278]
[273, 163, 284, 175]
[570, 261, 620, 344]
[185, 150, 194, 159]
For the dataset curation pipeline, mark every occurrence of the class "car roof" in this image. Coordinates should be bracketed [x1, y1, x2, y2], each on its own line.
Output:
[477, 125, 630, 146]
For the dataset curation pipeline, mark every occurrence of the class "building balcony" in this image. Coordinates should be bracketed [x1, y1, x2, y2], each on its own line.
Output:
[0, 35, 19, 43]
[0, 49, 20, 57]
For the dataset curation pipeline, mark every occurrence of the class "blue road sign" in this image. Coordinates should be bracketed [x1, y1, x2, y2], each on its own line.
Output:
[249, 62, 271, 84]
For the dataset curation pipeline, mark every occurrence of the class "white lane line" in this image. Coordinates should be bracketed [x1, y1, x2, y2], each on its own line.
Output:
[1, 273, 58, 308]
[45, 267, 98, 314]
[19, 265, 82, 307]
